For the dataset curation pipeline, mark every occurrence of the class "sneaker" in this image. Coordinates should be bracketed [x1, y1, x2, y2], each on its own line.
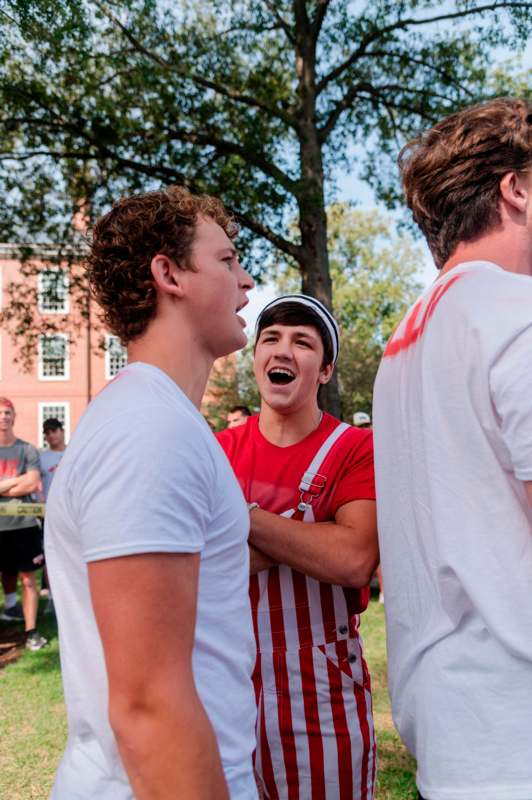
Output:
[0, 602, 24, 622]
[25, 630, 48, 651]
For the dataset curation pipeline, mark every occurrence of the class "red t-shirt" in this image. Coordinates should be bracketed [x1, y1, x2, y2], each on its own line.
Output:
[217, 412, 375, 519]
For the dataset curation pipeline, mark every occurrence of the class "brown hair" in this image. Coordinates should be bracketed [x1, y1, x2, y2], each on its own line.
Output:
[399, 98, 532, 268]
[86, 186, 236, 343]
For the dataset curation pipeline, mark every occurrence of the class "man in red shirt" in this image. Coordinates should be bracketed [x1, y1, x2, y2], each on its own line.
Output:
[218, 295, 379, 799]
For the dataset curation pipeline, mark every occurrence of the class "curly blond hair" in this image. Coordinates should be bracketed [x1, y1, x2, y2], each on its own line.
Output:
[399, 98, 532, 268]
[86, 186, 236, 342]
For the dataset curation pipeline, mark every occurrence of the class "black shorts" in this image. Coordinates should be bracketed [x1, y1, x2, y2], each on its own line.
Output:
[0, 526, 44, 574]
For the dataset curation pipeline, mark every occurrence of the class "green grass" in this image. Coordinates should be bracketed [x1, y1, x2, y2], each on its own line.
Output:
[0, 597, 416, 798]
[361, 600, 417, 799]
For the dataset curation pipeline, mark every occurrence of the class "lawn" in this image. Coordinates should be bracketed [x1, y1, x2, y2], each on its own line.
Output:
[0, 597, 416, 799]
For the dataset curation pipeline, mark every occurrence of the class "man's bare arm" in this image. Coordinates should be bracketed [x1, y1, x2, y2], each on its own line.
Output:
[0, 469, 40, 497]
[248, 500, 379, 587]
[525, 481, 532, 509]
[88, 552, 229, 800]
[249, 544, 277, 575]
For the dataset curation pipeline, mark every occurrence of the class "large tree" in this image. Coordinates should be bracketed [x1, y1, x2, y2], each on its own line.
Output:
[0, 0, 530, 414]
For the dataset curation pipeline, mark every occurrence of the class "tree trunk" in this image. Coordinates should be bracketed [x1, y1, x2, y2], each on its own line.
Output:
[293, 1, 342, 420]
[298, 195, 342, 419]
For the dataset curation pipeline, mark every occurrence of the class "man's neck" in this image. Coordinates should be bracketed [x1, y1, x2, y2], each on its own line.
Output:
[51, 445, 66, 452]
[127, 317, 213, 409]
[441, 229, 532, 278]
[0, 432, 16, 447]
[258, 402, 323, 447]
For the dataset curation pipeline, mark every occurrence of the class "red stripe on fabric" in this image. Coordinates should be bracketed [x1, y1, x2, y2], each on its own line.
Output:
[267, 567, 287, 651]
[319, 642, 353, 800]
[340, 638, 372, 799]
[268, 570, 299, 799]
[349, 657, 371, 800]
[342, 585, 368, 620]
[258, 691, 279, 800]
[319, 581, 338, 644]
[291, 569, 314, 648]
[298, 646, 326, 798]
[249, 575, 261, 706]
[353, 681, 371, 799]
[370, 711, 377, 798]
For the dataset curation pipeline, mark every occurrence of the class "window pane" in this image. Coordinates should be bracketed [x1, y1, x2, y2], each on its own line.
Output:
[41, 335, 67, 377]
[39, 270, 69, 313]
[106, 335, 127, 378]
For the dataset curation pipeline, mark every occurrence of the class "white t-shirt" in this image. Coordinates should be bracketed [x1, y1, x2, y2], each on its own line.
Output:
[39, 449, 64, 500]
[373, 261, 532, 800]
[45, 362, 258, 800]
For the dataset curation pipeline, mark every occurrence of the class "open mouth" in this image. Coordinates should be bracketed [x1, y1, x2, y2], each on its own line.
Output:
[268, 367, 296, 385]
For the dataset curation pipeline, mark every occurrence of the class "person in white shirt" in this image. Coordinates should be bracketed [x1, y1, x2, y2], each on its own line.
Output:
[45, 186, 258, 800]
[39, 417, 66, 614]
[373, 98, 532, 800]
[40, 418, 66, 501]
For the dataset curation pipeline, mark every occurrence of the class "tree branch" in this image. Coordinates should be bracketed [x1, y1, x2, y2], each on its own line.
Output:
[316, 2, 532, 94]
[311, 0, 331, 41]
[319, 81, 473, 142]
[263, 0, 296, 44]
[354, 50, 477, 98]
[93, 0, 295, 127]
[228, 205, 302, 261]
[0, 147, 187, 183]
[164, 126, 297, 194]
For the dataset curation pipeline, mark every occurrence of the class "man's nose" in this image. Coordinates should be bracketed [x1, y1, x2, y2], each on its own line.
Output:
[237, 261, 255, 291]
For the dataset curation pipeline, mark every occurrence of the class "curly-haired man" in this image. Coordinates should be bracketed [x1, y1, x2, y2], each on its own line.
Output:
[374, 98, 532, 800]
[45, 187, 258, 799]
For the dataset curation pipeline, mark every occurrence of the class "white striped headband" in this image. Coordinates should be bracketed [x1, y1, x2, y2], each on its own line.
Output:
[256, 294, 340, 364]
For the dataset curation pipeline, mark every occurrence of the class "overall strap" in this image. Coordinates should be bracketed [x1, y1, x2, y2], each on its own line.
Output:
[299, 421, 350, 493]
[297, 421, 350, 512]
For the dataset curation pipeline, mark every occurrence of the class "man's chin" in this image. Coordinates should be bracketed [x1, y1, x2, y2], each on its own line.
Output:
[215, 331, 248, 359]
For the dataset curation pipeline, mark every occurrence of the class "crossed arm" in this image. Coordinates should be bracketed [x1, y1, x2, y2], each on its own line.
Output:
[88, 552, 229, 800]
[249, 499, 379, 587]
[0, 469, 40, 497]
[0, 469, 41, 497]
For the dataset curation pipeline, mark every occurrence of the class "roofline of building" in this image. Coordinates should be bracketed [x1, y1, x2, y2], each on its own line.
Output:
[0, 242, 87, 259]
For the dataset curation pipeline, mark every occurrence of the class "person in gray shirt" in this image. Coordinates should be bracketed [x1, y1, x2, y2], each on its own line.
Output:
[0, 397, 47, 650]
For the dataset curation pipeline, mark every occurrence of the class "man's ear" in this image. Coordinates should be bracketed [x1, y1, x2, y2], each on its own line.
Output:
[318, 363, 334, 385]
[499, 171, 529, 215]
[150, 254, 186, 298]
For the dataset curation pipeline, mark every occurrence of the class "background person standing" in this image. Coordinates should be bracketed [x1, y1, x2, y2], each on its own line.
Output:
[0, 397, 47, 650]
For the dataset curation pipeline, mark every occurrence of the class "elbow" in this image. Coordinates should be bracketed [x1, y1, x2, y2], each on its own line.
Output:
[341, 553, 379, 590]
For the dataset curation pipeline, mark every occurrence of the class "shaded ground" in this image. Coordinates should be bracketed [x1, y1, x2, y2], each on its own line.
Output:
[0, 624, 25, 669]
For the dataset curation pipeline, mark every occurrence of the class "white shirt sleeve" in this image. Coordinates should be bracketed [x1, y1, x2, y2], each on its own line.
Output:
[490, 323, 532, 481]
[72, 406, 216, 563]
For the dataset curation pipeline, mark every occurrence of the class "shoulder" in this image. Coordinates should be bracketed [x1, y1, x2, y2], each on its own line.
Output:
[216, 416, 256, 458]
[18, 439, 39, 460]
[322, 415, 373, 455]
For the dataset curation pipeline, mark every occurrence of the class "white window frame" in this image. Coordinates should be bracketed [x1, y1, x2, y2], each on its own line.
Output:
[38, 333, 70, 381]
[38, 402, 70, 448]
[38, 268, 70, 314]
[105, 333, 127, 380]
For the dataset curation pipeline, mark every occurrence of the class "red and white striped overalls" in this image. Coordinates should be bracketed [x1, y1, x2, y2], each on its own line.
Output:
[250, 422, 376, 799]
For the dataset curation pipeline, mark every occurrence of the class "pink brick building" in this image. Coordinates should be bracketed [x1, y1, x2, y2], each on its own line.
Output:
[0, 245, 127, 448]
[0, 245, 231, 446]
